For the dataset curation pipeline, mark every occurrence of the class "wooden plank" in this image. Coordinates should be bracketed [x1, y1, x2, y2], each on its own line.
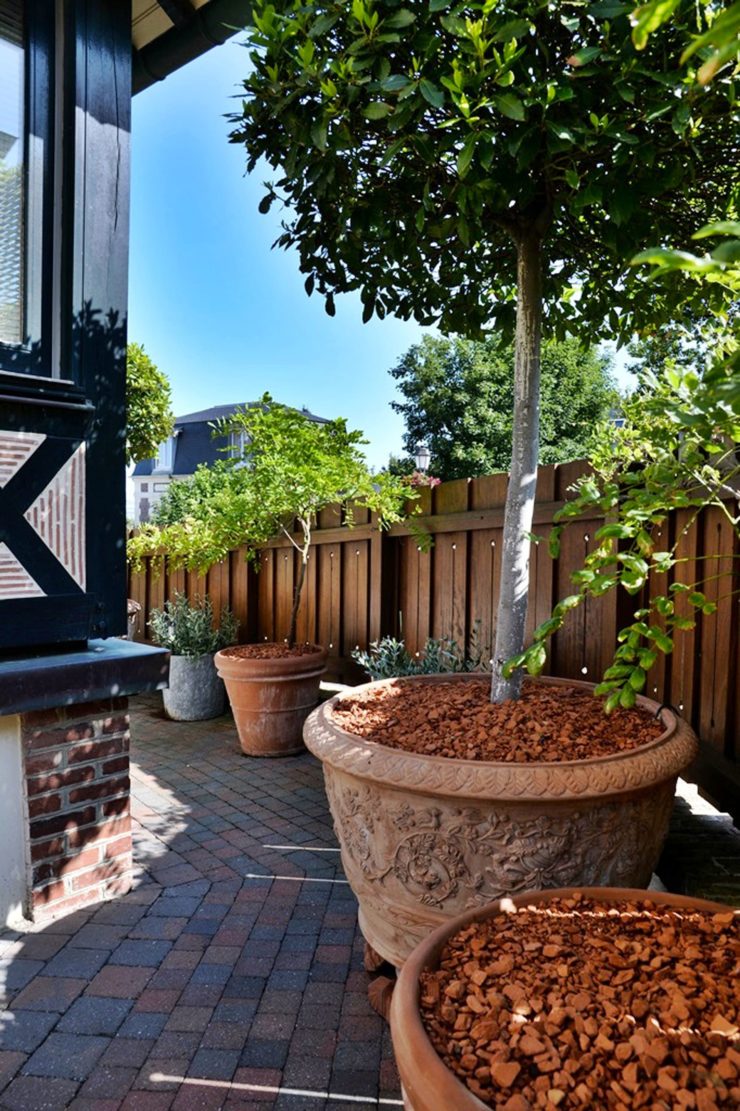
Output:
[206, 559, 228, 620]
[128, 565, 147, 641]
[185, 569, 208, 607]
[669, 509, 700, 725]
[317, 543, 342, 660]
[342, 539, 369, 658]
[468, 529, 499, 667]
[295, 548, 318, 645]
[698, 508, 736, 755]
[146, 560, 165, 637]
[470, 473, 507, 510]
[432, 532, 468, 647]
[643, 520, 671, 703]
[555, 460, 590, 501]
[229, 547, 251, 644]
[434, 477, 471, 516]
[257, 549, 275, 643]
[551, 519, 589, 681]
[582, 527, 618, 686]
[318, 503, 342, 530]
[274, 548, 295, 643]
[397, 535, 432, 655]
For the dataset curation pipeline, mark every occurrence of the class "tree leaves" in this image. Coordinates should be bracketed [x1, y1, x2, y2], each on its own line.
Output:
[419, 78, 445, 107]
[364, 101, 392, 119]
[492, 92, 526, 120]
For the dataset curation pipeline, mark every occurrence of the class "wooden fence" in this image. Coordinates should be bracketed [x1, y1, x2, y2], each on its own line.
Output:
[128, 461, 740, 818]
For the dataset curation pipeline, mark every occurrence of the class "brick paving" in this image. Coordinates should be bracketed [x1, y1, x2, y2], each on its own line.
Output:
[1, 692, 739, 1110]
[1, 694, 401, 1111]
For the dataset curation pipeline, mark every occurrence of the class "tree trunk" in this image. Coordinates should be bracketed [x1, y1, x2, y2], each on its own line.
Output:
[490, 228, 544, 703]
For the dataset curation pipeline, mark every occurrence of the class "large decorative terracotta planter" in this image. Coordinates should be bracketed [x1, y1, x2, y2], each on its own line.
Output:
[303, 675, 698, 967]
[216, 644, 327, 756]
[390, 887, 736, 1111]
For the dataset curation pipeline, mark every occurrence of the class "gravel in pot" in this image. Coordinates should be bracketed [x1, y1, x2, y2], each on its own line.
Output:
[391, 888, 739, 1110]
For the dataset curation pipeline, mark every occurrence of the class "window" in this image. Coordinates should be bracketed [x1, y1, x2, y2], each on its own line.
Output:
[0, 2, 24, 346]
[0, 0, 56, 378]
[230, 429, 248, 459]
[154, 437, 175, 473]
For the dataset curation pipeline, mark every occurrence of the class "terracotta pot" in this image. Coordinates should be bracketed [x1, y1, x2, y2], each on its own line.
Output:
[215, 644, 327, 757]
[303, 675, 698, 967]
[390, 886, 734, 1111]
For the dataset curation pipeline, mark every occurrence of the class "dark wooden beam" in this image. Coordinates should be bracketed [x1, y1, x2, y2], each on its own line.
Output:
[157, 0, 194, 28]
[133, 0, 252, 94]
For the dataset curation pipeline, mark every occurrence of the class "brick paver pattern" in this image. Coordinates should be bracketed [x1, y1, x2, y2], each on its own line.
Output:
[0, 695, 402, 1111]
[1, 694, 739, 1110]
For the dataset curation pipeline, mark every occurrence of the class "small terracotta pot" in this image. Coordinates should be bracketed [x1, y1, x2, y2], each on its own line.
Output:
[390, 886, 734, 1111]
[215, 644, 327, 757]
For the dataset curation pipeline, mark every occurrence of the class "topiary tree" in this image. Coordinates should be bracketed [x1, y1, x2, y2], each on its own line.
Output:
[128, 395, 412, 646]
[126, 342, 175, 465]
[229, 0, 736, 701]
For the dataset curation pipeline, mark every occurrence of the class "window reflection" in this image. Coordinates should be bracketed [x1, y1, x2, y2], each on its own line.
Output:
[0, 1, 24, 347]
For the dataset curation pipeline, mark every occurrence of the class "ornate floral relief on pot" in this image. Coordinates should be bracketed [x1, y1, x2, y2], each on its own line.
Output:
[325, 769, 675, 913]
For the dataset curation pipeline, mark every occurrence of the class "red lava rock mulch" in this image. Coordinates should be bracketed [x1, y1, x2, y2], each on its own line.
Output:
[332, 680, 663, 762]
[419, 893, 740, 1109]
[219, 642, 323, 660]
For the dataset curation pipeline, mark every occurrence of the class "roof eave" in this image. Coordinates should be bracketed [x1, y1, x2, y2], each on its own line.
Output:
[133, 0, 253, 95]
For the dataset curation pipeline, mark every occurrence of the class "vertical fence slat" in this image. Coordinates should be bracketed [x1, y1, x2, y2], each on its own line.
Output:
[698, 508, 736, 754]
[257, 550, 275, 643]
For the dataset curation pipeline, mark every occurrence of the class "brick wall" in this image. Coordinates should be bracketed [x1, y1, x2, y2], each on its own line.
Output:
[21, 697, 132, 921]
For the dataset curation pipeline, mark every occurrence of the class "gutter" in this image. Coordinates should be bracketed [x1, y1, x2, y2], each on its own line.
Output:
[133, 0, 254, 95]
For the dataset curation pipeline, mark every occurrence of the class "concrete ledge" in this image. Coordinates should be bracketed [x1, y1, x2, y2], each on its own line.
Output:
[0, 639, 169, 717]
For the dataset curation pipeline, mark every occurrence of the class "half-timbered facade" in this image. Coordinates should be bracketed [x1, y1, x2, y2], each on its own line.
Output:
[0, 0, 250, 926]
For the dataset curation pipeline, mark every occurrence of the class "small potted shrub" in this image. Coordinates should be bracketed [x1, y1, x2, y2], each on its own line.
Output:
[128, 396, 411, 756]
[149, 593, 238, 721]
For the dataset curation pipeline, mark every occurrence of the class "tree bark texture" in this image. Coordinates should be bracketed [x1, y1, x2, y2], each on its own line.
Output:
[490, 230, 544, 702]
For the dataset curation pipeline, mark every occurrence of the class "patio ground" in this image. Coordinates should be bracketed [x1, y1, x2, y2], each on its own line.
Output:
[1, 692, 739, 1111]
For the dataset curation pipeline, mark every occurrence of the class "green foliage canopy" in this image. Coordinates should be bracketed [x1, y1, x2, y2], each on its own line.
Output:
[391, 335, 618, 480]
[230, 0, 737, 342]
[126, 343, 175, 465]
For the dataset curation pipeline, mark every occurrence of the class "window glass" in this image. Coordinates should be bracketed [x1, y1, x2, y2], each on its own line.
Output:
[0, 1, 24, 347]
[155, 437, 174, 472]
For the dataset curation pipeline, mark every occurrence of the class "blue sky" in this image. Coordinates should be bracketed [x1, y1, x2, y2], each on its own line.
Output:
[129, 38, 429, 472]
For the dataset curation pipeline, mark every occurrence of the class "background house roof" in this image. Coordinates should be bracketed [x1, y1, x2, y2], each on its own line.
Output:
[132, 0, 253, 94]
[131, 401, 329, 477]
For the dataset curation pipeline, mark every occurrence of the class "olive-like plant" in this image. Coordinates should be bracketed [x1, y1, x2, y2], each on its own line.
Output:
[229, 0, 736, 701]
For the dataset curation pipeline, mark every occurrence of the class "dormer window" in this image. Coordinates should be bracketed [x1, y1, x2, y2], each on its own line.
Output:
[229, 429, 248, 460]
[154, 435, 175, 473]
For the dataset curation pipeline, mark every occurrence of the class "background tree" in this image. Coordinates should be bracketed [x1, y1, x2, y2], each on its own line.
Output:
[391, 336, 617, 481]
[126, 342, 175, 465]
[128, 395, 412, 646]
[231, 0, 735, 700]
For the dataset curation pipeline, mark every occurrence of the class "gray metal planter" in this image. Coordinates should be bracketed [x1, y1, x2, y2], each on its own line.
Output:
[163, 654, 225, 721]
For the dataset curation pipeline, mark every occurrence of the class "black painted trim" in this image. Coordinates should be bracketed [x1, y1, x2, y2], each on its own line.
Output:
[0, 638, 170, 715]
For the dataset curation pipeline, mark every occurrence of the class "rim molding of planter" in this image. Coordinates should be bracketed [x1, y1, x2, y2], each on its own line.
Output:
[216, 644, 328, 757]
[163, 653, 225, 722]
[303, 675, 698, 967]
[389, 886, 734, 1111]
